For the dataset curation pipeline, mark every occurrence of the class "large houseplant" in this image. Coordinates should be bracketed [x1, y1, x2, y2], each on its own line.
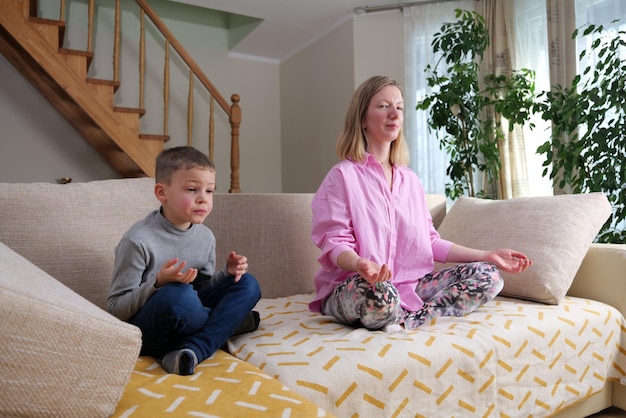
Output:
[418, 10, 625, 243]
[416, 9, 536, 200]
[535, 22, 626, 243]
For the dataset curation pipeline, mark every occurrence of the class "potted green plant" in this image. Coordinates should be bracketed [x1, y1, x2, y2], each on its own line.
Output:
[535, 21, 626, 243]
[417, 9, 537, 200]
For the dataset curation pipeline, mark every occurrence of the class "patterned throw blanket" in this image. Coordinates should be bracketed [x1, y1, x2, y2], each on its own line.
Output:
[228, 293, 626, 417]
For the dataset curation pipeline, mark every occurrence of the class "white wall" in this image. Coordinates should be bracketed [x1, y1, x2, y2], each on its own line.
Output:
[353, 10, 405, 88]
[0, 2, 403, 192]
[279, 10, 405, 192]
[280, 19, 355, 193]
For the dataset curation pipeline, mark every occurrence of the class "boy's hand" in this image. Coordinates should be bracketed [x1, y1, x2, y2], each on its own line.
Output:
[226, 251, 248, 282]
[155, 258, 198, 288]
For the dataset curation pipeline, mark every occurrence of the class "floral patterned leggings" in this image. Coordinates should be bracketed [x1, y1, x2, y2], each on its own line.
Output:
[321, 262, 503, 330]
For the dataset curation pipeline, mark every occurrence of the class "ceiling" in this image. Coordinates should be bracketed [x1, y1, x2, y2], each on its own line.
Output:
[169, 0, 404, 62]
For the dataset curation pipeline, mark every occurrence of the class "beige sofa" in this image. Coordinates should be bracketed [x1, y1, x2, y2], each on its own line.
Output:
[1, 177, 625, 417]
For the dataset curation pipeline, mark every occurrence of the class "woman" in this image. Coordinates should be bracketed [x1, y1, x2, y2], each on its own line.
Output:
[309, 75, 531, 331]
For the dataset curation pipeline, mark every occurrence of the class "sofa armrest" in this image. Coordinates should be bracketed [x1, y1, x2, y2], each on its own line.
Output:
[0, 242, 142, 417]
[567, 243, 626, 317]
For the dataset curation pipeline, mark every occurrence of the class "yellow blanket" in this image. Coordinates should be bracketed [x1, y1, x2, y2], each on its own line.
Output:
[113, 349, 330, 417]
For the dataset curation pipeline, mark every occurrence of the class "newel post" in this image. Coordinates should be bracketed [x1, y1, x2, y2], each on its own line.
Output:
[229, 94, 241, 193]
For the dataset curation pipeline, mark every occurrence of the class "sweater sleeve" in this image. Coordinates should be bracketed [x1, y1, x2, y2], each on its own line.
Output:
[107, 237, 158, 321]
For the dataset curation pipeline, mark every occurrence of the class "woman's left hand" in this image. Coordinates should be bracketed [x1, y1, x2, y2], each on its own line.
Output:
[486, 249, 532, 274]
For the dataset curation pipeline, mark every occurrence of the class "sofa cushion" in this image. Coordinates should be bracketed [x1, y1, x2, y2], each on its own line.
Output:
[0, 241, 142, 417]
[436, 193, 612, 304]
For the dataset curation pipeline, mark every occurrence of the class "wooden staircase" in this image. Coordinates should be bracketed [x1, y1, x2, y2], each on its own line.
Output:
[0, 0, 242, 185]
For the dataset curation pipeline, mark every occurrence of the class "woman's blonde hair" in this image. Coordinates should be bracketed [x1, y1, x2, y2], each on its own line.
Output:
[336, 75, 409, 165]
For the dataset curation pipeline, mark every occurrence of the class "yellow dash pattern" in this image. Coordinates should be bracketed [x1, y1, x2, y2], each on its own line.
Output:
[565, 385, 580, 396]
[516, 364, 529, 382]
[497, 360, 512, 372]
[307, 347, 323, 357]
[425, 336, 436, 347]
[283, 331, 298, 340]
[535, 398, 551, 411]
[459, 399, 476, 413]
[323, 356, 340, 371]
[580, 365, 590, 383]
[413, 380, 432, 394]
[391, 397, 409, 418]
[389, 369, 408, 392]
[579, 318, 589, 336]
[457, 369, 475, 383]
[549, 329, 561, 347]
[479, 375, 494, 393]
[408, 352, 431, 366]
[518, 390, 531, 410]
[549, 352, 562, 369]
[498, 388, 514, 400]
[532, 349, 546, 361]
[551, 377, 562, 396]
[335, 382, 357, 407]
[527, 326, 545, 337]
[565, 364, 577, 374]
[363, 393, 385, 409]
[296, 380, 329, 394]
[293, 337, 310, 347]
[480, 350, 494, 368]
[436, 359, 453, 378]
[579, 341, 591, 357]
[436, 385, 453, 405]
[379, 343, 392, 357]
[357, 364, 383, 380]
[492, 334, 511, 348]
[452, 343, 474, 358]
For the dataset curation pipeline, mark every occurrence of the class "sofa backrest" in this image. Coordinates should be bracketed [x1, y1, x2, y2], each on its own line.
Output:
[0, 178, 447, 308]
[0, 178, 158, 310]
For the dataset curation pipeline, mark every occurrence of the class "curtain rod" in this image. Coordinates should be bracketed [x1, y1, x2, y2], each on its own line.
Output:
[354, 0, 474, 15]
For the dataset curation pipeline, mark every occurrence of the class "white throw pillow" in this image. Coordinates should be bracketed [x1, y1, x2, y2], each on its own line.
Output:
[436, 193, 612, 304]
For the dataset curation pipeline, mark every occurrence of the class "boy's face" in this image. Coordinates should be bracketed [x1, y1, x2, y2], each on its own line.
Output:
[155, 167, 216, 230]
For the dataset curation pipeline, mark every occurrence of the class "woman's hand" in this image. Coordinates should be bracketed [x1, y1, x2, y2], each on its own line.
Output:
[486, 249, 532, 274]
[356, 258, 392, 284]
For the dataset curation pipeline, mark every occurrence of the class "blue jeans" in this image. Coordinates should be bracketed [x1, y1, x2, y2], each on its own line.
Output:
[128, 273, 261, 362]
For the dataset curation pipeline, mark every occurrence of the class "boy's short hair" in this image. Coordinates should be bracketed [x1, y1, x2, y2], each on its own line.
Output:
[155, 146, 215, 184]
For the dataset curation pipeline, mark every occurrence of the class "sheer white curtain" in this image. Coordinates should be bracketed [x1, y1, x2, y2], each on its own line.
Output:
[506, 0, 554, 196]
[403, 1, 474, 194]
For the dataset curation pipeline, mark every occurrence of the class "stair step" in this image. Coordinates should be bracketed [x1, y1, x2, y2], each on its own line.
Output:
[140, 133, 171, 142]
[28, 17, 65, 50]
[87, 78, 121, 92]
[114, 107, 147, 117]
[86, 79, 118, 108]
[59, 47, 93, 68]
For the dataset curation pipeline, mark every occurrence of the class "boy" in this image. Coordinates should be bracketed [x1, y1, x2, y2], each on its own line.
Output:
[108, 146, 261, 375]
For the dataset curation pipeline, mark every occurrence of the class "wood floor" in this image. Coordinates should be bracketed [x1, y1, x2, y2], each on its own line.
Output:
[589, 407, 626, 417]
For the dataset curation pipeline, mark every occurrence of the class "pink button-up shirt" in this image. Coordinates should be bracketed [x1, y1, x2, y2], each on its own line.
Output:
[309, 155, 453, 313]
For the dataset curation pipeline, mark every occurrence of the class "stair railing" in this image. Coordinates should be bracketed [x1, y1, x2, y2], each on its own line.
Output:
[49, 0, 242, 192]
